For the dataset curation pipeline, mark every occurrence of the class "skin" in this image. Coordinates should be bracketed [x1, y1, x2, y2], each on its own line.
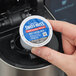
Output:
[31, 20, 76, 76]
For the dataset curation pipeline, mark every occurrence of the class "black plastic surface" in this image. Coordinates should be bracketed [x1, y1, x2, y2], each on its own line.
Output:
[0, 0, 28, 13]
[0, 0, 62, 69]
[0, 32, 59, 69]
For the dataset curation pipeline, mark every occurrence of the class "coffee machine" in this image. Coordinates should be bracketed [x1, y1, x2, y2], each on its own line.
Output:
[0, 0, 65, 76]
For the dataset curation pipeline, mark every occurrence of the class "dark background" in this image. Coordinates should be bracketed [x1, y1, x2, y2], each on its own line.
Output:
[45, 0, 76, 24]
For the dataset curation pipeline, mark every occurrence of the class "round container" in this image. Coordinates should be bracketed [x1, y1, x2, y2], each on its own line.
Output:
[19, 15, 53, 50]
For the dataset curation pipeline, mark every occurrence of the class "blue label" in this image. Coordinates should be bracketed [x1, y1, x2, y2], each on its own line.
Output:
[23, 18, 50, 43]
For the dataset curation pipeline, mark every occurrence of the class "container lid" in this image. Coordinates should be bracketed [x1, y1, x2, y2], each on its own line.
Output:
[19, 15, 53, 47]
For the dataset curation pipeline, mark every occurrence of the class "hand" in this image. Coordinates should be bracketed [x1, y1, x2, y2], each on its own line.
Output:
[31, 20, 76, 76]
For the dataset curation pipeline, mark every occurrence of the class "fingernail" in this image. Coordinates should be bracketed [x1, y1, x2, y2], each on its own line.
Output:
[31, 48, 41, 56]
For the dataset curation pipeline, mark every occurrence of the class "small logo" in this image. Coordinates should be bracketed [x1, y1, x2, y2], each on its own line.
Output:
[62, 0, 67, 5]
[43, 32, 47, 36]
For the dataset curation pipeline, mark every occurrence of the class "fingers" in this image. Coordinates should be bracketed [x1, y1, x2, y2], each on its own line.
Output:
[48, 20, 76, 40]
[62, 35, 75, 55]
[31, 47, 72, 72]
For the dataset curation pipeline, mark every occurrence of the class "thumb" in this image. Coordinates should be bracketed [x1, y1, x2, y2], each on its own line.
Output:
[31, 47, 72, 73]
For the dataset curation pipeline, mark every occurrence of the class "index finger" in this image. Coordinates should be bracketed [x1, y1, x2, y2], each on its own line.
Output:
[48, 20, 76, 40]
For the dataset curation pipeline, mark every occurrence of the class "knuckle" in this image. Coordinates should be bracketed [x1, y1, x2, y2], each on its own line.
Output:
[45, 52, 53, 62]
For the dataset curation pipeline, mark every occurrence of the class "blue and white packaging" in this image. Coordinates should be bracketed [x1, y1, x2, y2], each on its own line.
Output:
[19, 15, 53, 50]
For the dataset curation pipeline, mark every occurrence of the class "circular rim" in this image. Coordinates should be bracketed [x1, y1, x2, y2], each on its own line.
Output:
[19, 15, 53, 47]
[0, 58, 51, 71]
